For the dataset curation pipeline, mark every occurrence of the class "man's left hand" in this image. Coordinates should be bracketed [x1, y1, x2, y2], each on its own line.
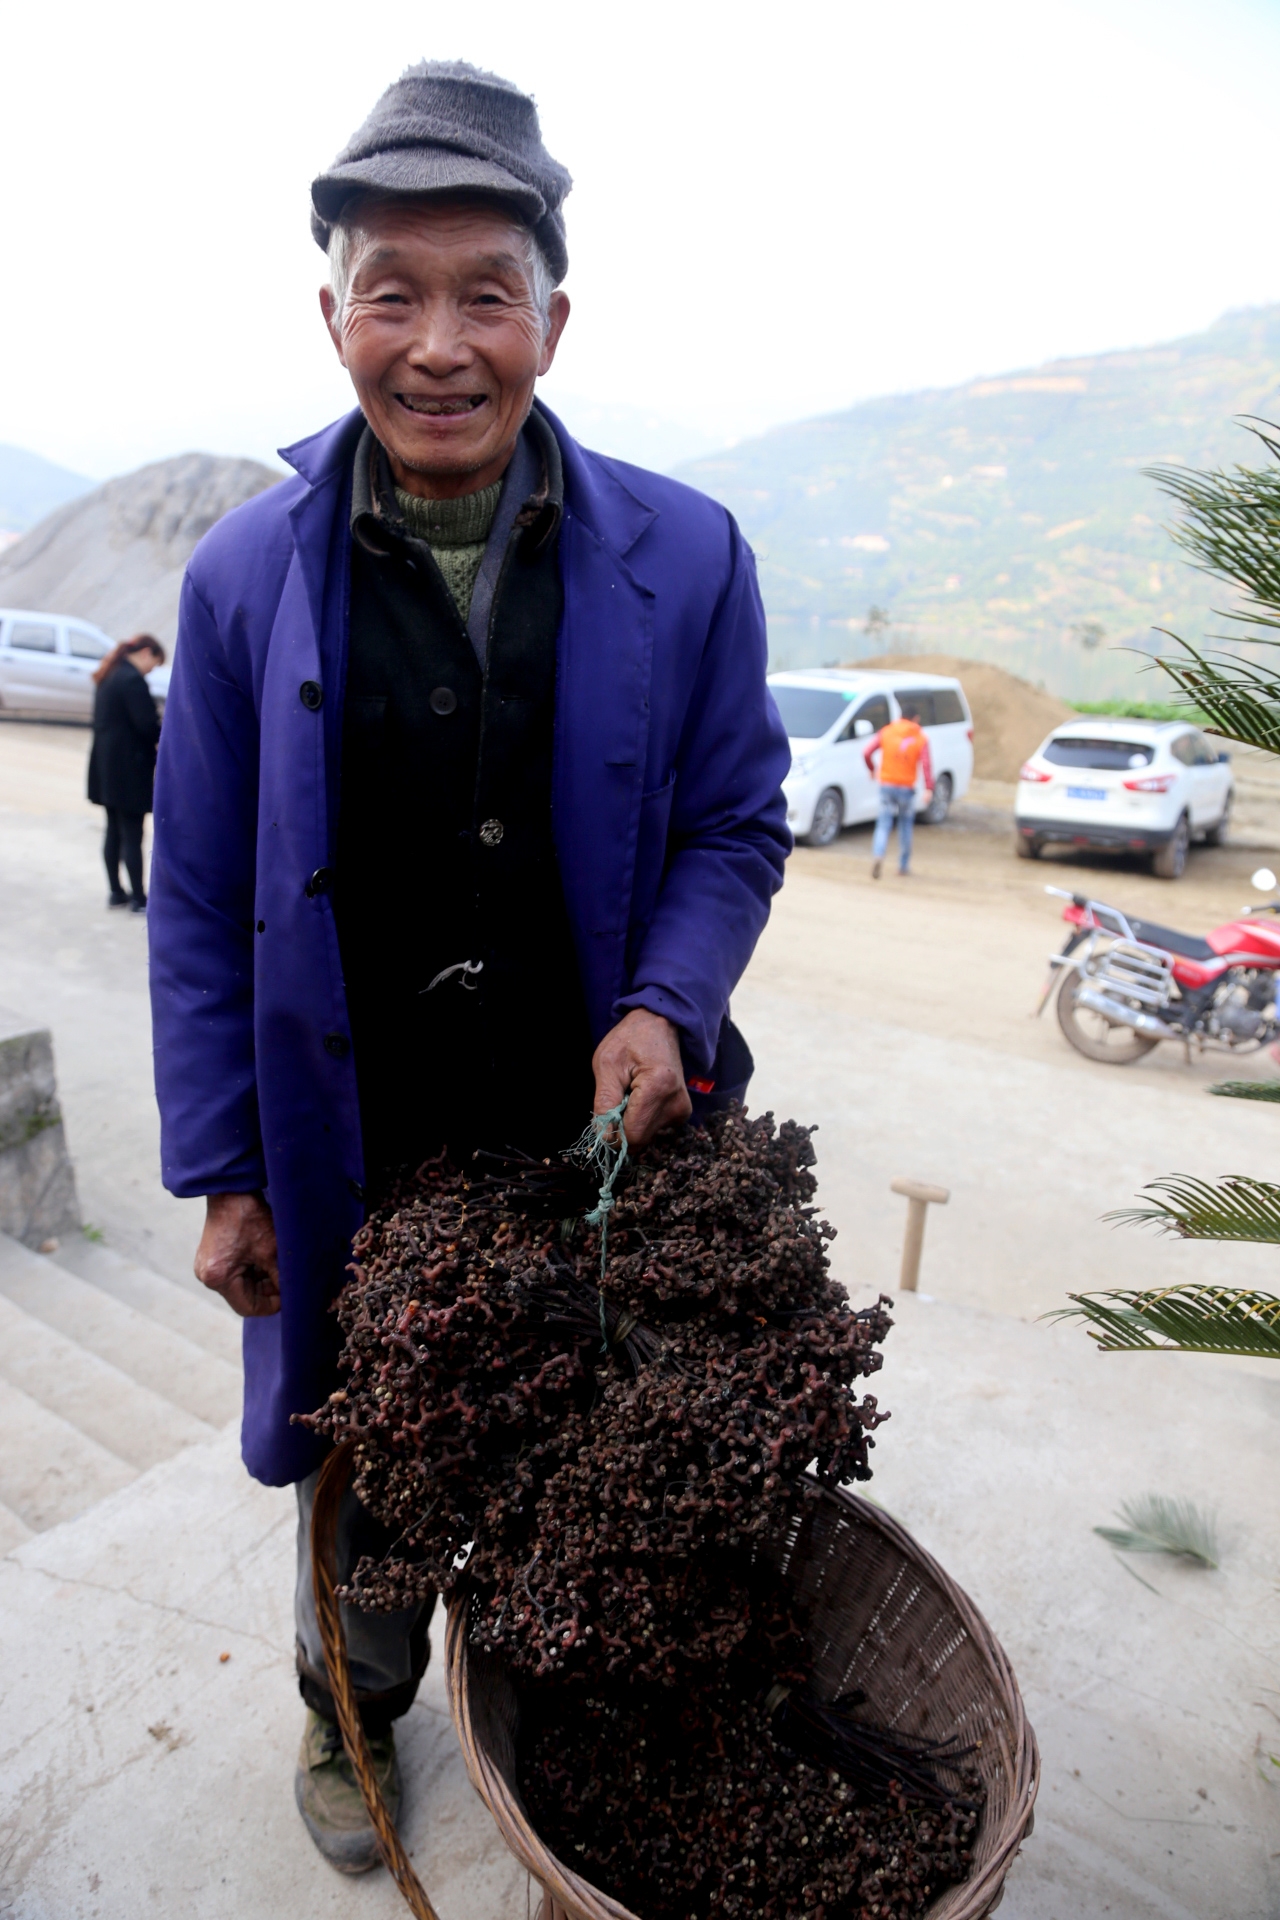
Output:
[592, 1009, 692, 1149]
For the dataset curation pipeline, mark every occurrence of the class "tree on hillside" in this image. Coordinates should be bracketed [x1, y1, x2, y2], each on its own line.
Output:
[864, 604, 891, 646]
[1060, 418, 1280, 1357]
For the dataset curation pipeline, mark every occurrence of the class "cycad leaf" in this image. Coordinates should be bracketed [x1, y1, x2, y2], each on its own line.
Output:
[1105, 1172, 1280, 1242]
[1209, 1080, 1280, 1102]
[1050, 1284, 1280, 1357]
[1154, 639, 1280, 751]
[1094, 1494, 1219, 1567]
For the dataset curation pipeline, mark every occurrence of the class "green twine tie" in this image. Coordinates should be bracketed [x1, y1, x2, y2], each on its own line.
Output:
[567, 1095, 630, 1350]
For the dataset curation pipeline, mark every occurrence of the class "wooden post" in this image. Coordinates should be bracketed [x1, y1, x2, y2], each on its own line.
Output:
[890, 1178, 950, 1292]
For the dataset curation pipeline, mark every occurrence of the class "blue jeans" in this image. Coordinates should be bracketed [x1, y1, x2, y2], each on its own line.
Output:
[872, 783, 917, 870]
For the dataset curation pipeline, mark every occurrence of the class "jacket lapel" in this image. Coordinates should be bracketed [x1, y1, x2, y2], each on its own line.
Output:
[544, 407, 658, 1036]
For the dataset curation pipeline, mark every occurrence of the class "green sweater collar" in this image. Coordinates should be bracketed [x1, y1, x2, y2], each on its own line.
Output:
[393, 481, 502, 548]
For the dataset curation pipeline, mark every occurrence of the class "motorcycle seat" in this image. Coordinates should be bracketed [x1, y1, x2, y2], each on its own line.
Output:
[1125, 915, 1216, 961]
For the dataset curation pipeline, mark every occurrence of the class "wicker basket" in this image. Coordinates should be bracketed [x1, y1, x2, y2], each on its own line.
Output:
[445, 1481, 1038, 1920]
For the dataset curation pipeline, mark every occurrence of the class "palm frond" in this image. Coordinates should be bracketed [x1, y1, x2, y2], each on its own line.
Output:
[1049, 1283, 1280, 1357]
[1146, 421, 1280, 745]
[1210, 1080, 1280, 1103]
[1149, 421, 1280, 618]
[1105, 1172, 1280, 1242]
[1154, 635, 1280, 752]
[1094, 1493, 1219, 1568]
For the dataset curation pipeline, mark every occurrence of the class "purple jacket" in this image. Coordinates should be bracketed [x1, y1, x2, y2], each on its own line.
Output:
[149, 404, 790, 1485]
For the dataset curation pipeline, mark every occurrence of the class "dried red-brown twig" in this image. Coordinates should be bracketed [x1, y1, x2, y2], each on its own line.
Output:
[303, 1110, 980, 1914]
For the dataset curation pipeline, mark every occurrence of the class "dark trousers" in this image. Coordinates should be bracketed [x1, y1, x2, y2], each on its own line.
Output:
[294, 1465, 434, 1735]
[103, 809, 145, 901]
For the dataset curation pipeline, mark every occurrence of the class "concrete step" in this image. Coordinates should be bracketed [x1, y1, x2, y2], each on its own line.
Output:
[0, 1232, 240, 1429]
[0, 1288, 213, 1471]
[52, 1236, 241, 1369]
[0, 1494, 32, 1555]
[0, 1375, 135, 1531]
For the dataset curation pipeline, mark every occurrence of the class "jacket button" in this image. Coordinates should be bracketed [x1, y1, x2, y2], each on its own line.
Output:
[305, 867, 333, 897]
[348, 1178, 366, 1202]
[479, 818, 504, 848]
[430, 686, 458, 716]
[300, 680, 323, 711]
[324, 1033, 350, 1058]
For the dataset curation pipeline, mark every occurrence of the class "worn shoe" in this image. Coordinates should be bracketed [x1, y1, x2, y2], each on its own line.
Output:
[108, 891, 129, 908]
[129, 896, 147, 914]
[871, 858, 882, 880]
[294, 1708, 400, 1874]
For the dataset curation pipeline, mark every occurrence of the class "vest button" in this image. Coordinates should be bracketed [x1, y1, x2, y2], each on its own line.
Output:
[305, 867, 333, 897]
[430, 686, 458, 716]
[324, 1033, 350, 1058]
[299, 680, 323, 711]
[348, 1177, 366, 1201]
[479, 819, 504, 848]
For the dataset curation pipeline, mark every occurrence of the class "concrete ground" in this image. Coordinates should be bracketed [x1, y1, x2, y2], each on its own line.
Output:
[1, 719, 1278, 1918]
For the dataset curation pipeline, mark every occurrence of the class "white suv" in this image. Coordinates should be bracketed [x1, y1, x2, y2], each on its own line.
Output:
[1015, 718, 1232, 879]
[769, 668, 974, 846]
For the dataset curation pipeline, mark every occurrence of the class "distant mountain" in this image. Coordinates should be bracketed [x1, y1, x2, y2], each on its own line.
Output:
[0, 453, 282, 642]
[0, 443, 94, 536]
[541, 391, 727, 472]
[674, 307, 1280, 702]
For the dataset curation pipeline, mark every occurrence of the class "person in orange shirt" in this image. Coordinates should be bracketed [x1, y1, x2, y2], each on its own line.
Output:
[863, 701, 933, 878]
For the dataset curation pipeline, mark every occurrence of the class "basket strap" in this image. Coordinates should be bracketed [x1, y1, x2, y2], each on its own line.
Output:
[311, 1441, 442, 1920]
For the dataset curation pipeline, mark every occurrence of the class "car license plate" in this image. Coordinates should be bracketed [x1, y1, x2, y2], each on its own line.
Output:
[1067, 786, 1107, 800]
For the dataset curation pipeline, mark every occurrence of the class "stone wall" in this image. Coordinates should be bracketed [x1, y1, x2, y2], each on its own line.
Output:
[0, 1010, 80, 1248]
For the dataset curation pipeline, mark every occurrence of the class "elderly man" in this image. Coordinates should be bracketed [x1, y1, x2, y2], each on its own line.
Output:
[149, 59, 789, 1873]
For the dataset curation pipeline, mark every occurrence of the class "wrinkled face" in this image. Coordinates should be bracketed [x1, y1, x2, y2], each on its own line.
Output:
[321, 197, 569, 498]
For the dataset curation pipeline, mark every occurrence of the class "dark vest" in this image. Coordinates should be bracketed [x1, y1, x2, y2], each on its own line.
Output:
[334, 423, 593, 1194]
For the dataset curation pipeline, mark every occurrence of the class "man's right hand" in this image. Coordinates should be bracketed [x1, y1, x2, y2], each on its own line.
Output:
[194, 1191, 281, 1317]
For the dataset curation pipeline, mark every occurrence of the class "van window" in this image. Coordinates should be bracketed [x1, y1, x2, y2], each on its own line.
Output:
[895, 689, 936, 726]
[839, 694, 890, 739]
[10, 622, 57, 653]
[930, 689, 966, 725]
[67, 628, 109, 660]
[769, 686, 854, 738]
[1044, 737, 1154, 770]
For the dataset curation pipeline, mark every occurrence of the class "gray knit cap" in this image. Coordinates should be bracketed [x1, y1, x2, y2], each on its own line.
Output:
[310, 60, 571, 282]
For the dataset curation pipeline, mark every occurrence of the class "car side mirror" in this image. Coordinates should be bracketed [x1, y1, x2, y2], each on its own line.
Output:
[854, 718, 873, 738]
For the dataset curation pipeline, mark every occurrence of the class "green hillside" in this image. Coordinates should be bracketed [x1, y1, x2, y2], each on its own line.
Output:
[675, 307, 1280, 702]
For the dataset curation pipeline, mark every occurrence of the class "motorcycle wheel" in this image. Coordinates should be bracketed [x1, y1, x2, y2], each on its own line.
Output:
[1055, 970, 1162, 1064]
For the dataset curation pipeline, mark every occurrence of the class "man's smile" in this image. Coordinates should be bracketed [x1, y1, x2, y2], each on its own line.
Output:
[395, 392, 488, 416]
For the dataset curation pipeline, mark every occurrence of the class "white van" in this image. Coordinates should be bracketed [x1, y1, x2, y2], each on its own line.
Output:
[0, 608, 171, 720]
[769, 668, 974, 846]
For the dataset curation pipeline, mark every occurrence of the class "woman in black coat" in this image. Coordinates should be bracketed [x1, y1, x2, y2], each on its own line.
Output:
[87, 634, 166, 911]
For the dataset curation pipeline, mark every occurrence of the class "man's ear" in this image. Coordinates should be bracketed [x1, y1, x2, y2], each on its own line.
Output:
[538, 290, 571, 378]
[319, 285, 348, 366]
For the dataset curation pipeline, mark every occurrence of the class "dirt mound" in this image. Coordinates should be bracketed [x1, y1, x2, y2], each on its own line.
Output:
[0, 453, 282, 645]
[859, 653, 1075, 782]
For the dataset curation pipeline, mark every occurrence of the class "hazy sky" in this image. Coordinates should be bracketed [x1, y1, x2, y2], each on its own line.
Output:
[3, 0, 1279, 478]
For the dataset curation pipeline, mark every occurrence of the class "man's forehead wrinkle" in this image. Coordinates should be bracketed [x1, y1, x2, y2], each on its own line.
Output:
[349, 242, 530, 285]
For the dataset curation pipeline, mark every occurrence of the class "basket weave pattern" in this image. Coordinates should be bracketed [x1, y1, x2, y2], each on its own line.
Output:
[446, 1481, 1038, 1920]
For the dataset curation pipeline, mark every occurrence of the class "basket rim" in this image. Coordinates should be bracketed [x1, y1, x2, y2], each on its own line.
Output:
[445, 1479, 1039, 1920]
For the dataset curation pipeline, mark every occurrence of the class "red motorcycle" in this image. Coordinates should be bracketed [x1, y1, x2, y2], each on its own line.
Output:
[1039, 880, 1280, 1064]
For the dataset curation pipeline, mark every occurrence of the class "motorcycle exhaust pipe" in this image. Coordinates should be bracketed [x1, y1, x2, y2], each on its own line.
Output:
[1074, 983, 1178, 1040]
